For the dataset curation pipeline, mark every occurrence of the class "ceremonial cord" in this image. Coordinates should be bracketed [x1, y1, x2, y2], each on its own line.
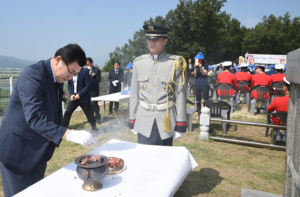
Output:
[163, 56, 187, 132]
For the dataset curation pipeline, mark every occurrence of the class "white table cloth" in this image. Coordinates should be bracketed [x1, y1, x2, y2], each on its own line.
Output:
[14, 139, 198, 197]
[91, 93, 130, 125]
[91, 92, 130, 103]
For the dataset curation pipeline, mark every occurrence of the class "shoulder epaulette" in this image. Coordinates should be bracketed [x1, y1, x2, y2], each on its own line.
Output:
[133, 54, 149, 62]
[167, 54, 181, 60]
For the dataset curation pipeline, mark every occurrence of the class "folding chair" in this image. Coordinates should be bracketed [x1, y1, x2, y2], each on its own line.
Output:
[186, 94, 198, 133]
[215, 83, 237, 114]
[265, 111, 287, 144]
[237, 80, 251, 105]
[204, 100, 231, 135]
[248, 85, 273, 116]
[271, 81, 285, 101]
[208, 75, 217, 99]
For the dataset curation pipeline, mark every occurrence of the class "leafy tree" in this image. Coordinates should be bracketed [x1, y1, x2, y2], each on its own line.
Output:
[242, 12, 300, 55]
[94, 64, 101, 70]
[103, 0, 300, 69]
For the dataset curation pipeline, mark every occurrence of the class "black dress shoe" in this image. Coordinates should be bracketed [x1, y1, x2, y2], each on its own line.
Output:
[96, 119, 101, 124]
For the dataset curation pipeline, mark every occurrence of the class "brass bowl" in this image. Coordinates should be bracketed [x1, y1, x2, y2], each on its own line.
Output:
[107, 157, 126, 175]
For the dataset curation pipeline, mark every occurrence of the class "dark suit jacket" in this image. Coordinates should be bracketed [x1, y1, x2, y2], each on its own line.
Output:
[0, 59, 66, 172]
[187, 64, 194, 79]
[89, 66, 101, 97]
[68, 68, 91, 103]
[108, 68, 124, 93]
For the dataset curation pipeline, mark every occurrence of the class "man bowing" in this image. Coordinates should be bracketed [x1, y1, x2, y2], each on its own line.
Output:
[0, 44, 94, 197]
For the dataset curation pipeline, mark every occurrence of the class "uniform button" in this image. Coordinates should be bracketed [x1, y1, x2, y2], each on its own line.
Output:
[166, 80, 168, 82]
[153, 96, 156, 99]
[154, 108, 157, 111]
[153, 84, 156, 87]
[155, 61, 157, 64]
[154, 72, 157, 75]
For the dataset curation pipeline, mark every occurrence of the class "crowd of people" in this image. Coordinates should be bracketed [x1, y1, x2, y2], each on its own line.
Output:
[187, 58, 288, 142]
[0, 22, 291, 197]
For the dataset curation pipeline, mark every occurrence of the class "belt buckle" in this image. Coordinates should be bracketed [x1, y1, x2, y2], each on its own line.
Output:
[149, 104, 158, 111]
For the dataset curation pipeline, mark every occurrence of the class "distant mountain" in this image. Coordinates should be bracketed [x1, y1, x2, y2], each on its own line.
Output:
[0, 55, 110, 69]
[0, 55, 37, 69]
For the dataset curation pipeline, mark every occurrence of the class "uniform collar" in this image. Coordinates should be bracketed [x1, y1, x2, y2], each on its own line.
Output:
[224, 70, 230, 72]
[150, 50, 165, 61]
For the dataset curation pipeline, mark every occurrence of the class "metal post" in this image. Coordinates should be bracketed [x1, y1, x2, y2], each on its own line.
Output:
[209, 118, 286, 149]
[9, 77, 13, 95]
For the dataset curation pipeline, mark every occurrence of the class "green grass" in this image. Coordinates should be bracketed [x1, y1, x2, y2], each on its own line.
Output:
[0, 98, 286, 197]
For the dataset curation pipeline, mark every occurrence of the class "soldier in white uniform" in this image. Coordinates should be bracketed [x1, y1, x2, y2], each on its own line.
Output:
[130, 24, 187, 146]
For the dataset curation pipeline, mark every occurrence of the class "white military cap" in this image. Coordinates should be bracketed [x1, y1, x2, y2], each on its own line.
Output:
[275, 64, 285, 70]
[222, 61, 232, 67]
[238, 63, 248, 68]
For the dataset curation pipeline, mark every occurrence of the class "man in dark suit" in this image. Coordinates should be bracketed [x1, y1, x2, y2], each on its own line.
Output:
[0, 44, 94, 197]
[187, 58, 195, 92]
[86, 57, 101, 124]
[108, 61, 124, 114]
[62, 68, 97, 131]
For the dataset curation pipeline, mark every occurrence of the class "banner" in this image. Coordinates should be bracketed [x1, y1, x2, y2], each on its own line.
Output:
[245, 54, 286, 64]
[239, 56, 245, 64]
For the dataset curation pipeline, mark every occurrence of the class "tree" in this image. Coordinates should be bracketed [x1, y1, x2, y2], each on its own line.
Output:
[94, 64, 101, 70]
[242, 12, 300, 55]
[104, 1, 300, 68]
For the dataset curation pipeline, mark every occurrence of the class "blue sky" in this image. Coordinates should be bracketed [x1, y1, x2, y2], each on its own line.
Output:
[0, 0, 299, 66]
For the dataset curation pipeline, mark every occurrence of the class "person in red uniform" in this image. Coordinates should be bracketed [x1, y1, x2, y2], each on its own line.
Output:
[271, 64, 286, 83]
[217, 61, 239, 108]
[266, 77, 289, 142]
[251, 64, 272, 113]
[236, 63, 252, 103]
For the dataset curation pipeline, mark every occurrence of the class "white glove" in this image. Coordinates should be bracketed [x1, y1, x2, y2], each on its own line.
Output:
[131, 129, 137, 135]
[174, 131, 184, 140]
[114, 80, 119, 83]
[112, 81, 117, 86]
[66, 130, 95, 146]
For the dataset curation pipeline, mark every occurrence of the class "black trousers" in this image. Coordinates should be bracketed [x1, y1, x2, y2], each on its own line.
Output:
[138, 120, 173, 146]
[109, 88, 121, 113]
[188, 77, 195, 91]
[0, 143, 55, 197]
[91, 101, 101, 120]
[194, 84, 209, 116]
[62, 100, 96, 128]
[109, 101, 119, 113]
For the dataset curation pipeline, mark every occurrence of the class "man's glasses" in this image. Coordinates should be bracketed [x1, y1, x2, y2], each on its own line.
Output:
[63, 61, 79, 76]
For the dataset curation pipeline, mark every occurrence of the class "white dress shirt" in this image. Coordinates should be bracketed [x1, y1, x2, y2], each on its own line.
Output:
[73, 76, 78, 93]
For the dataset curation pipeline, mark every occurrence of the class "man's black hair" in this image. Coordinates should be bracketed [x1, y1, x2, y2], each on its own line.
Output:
[114, 61, 120, 65]
[276, 69, 283, 73]
[54, 44, 86, 67]
[284, 83, 290, 92]
[241, 67, 247, 71]
[258, 65, 265, 72]
[86, 57, 93, 63]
